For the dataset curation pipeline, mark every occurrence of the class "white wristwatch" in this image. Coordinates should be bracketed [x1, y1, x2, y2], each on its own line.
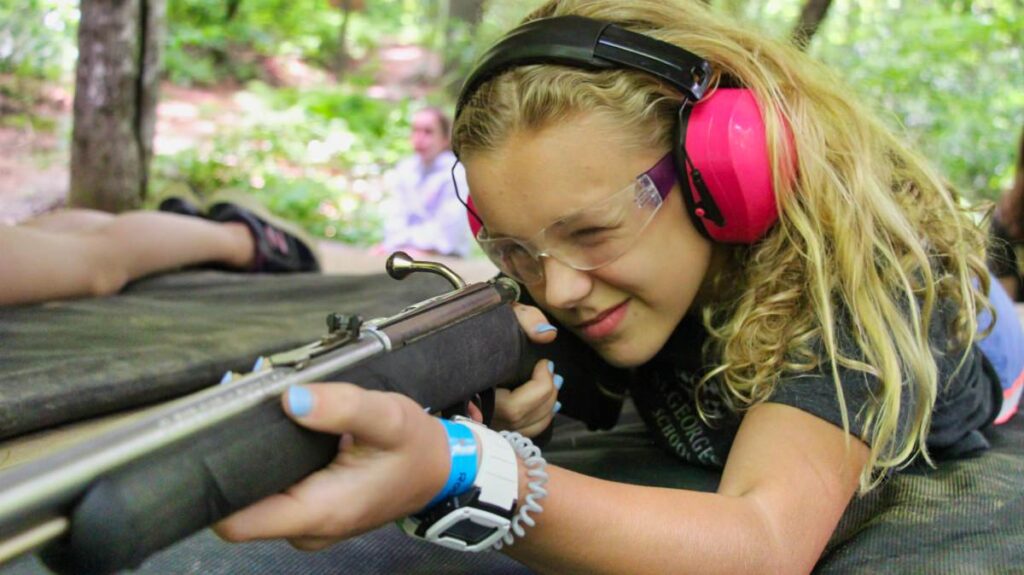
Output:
[400, 417, 519, 552]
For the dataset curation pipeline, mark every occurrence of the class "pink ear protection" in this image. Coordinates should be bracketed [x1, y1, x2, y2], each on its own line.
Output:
[676, 88, 787, 243]
[456, 15, 794, 244]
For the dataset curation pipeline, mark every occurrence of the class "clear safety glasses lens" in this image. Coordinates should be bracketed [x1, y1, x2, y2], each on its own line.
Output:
[477, 173, 664, 284]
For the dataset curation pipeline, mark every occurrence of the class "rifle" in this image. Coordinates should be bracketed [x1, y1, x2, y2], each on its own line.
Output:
[0, 252, 538, 574]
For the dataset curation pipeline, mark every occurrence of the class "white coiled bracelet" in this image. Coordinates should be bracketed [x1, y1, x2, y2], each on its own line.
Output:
[492, 430, 548, 550]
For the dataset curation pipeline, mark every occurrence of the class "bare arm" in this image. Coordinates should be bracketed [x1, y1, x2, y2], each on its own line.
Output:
[217, 367, 867, 573]
[0, 213, 252, 305]
[505, 403, 869, 575]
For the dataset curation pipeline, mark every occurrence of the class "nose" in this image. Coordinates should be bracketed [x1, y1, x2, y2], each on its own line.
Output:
[541, 257, 592, 309]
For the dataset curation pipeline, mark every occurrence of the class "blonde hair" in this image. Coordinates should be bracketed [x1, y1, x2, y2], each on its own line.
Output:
[452, 0, 991, 490]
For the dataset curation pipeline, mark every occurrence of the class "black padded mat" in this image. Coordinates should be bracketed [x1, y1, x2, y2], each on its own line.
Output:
[0, 272, 1021, 573]
[5, 405, 1022, 574]
[0, 271, 452, 438]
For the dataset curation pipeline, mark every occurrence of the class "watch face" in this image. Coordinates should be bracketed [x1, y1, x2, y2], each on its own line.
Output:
[440, 519, 496, 545]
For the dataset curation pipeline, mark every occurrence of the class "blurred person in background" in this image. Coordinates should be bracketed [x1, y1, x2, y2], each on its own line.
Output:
[375, 106, 473, 258]
[989, 125, 1024, 301]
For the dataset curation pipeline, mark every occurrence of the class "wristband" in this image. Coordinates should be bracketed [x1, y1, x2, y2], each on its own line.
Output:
[424, 418, 478, 509]
[401, 417, 519, 551]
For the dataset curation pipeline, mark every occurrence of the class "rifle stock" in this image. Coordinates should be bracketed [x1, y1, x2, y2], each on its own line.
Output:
[0, 258, 541, 574]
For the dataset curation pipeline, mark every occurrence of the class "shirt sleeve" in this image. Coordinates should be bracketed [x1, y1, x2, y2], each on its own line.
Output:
[767, 366, 894, 445]
[768, 326, 999, 458]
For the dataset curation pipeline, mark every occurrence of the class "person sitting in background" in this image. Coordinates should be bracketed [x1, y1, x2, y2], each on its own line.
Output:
[376, 106, 473, 258]
[0, 193, 320, 307]
[989, 126, 1024, 300]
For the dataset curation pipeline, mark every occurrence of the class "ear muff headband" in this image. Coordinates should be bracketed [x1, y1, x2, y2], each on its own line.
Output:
[456, 15, 712, 119]
[457, 15, 785, 245]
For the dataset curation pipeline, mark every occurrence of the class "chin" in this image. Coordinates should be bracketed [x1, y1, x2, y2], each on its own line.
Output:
[591, 338, 660, 368]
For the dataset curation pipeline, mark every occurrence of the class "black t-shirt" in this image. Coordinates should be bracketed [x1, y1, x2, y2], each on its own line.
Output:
[555, 306, 1003, 469]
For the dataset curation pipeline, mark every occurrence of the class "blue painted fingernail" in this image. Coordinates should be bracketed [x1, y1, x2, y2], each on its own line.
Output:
[535, 323, 558, 334]
[554, 374, 564, 391]
[553, 401, 562, 414]
[287, 386, 314, 417]
[547, 360, 555, 374]
[252, 356, 264, 371]
[218, 371, 232, 385]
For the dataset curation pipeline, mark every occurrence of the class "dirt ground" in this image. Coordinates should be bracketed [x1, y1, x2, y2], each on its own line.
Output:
[0, 76, 71, 220]
[0, 126, 68, 223]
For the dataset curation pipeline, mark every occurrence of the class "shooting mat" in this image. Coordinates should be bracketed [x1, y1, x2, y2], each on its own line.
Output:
[0, 271, 1021, 574]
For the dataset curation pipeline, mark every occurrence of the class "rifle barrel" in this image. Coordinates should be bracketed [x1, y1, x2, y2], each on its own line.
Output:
[0, 517, 67, 566]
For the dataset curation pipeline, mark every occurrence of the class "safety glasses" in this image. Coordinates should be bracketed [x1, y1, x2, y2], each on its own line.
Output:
[476, 153, 677, 284]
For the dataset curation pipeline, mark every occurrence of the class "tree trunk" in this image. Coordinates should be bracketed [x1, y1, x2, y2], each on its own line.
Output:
[448, 0, 484, 26]
[442, 0, 483, 79]
[791, 0, 834, 50]
[70, 0, 165, 212]
[333, 0, 354, 77]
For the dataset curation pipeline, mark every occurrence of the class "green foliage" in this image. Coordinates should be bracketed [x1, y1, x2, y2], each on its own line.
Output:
[153, 83, 412, 244]
[165, 0, 337, 85]
[164, 0, 446, 85]
[721, 0, 1023, 201]
[0, 0, 78, 79]
[439, 1, 546, 88]
[811, 0, 1023, 201]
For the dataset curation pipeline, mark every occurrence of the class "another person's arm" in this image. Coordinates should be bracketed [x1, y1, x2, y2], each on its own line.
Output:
[0, 211, 253, 306]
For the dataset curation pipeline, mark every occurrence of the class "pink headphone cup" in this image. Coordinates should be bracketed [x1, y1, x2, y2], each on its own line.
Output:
[467, 195, 483, 238]
[685, 88, 782, 244]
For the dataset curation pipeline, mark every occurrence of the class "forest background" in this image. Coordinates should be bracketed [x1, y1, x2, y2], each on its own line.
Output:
[1, 0, 1022, 248]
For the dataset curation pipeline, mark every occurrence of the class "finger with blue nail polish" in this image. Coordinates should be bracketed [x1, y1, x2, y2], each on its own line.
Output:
[287, 386, 315, 418]
[219, 384, 455, 545]
[554, 373, 564, 391]
[512, 303, 558, 344]
[553, 401, 562, 414]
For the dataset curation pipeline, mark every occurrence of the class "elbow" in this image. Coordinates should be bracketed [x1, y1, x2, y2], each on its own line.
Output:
[83, 241, 129, 298]
[88, 263, 128, 298]
[741, 500, 818, 575]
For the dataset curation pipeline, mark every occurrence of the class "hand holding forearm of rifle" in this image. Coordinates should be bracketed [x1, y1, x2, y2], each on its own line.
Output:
[214, 384, 452, 549]
[214, 304, 560, 548]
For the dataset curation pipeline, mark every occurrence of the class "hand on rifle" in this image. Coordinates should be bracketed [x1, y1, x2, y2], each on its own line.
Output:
[488, 303, 562, 438]
[213, 303, 558, 549]
[213, 384, 452, 550]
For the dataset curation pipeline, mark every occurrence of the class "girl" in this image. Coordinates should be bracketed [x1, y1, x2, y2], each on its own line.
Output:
[216, 1, 1019, 572]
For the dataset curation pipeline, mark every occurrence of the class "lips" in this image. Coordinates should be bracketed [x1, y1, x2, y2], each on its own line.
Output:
[575, 300, 630, 340]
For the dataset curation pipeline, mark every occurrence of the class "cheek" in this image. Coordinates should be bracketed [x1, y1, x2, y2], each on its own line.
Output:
[617, 211, 713, 313]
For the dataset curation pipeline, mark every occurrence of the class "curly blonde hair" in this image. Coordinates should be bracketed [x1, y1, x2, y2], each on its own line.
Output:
[452, 0, 991, 490]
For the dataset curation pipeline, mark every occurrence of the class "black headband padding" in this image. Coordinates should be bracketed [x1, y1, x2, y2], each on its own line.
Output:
[456, 15, 712, 118]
